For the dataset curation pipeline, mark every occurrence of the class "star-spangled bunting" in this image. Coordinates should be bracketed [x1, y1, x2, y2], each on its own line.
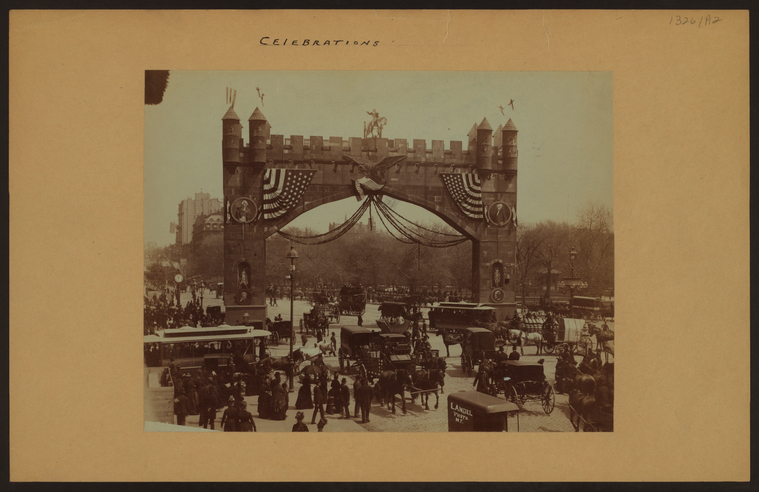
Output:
[440, 173, 484, 220]
[352, 176, 385, 200]
[262, 169, 317, 220]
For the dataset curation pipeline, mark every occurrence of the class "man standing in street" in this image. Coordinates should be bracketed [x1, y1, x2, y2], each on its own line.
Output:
[311, 380, 326, 425]
[174, 388, 189, 426]
[200, 377, 218, 429]
[352, 377, 362, 418]
[356, 377, 374, 423]
[340, 378, 351, 418]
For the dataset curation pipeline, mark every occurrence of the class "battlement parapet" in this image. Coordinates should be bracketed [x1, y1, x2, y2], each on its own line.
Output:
[234, 134, 517, 168]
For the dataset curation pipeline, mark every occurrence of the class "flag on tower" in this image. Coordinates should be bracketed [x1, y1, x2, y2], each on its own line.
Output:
[440, 173, 484, 220]
[262, 169, 317, 220]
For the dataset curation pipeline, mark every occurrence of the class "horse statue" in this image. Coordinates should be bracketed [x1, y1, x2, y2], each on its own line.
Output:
[409, 368, 445, 410]
[365, 109, 387, 138]
[377, 369, 412, 414]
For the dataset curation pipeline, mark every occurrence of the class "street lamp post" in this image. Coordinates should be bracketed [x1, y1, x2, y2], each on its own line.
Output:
[563, 247, 581, 306]
[286, 244, 299, 393]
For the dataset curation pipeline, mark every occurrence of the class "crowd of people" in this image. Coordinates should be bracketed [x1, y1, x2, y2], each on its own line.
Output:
[144, 289, 223, 335]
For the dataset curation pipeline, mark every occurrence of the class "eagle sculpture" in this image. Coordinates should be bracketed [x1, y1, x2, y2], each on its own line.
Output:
[342, 155, 407, 188]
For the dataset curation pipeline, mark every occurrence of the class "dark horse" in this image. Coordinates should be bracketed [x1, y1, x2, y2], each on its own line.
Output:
[437, 328, 465, 357]
[568, 371, 597, 432]
[377, 369, 412, 414]
[409, 369, 446, 410]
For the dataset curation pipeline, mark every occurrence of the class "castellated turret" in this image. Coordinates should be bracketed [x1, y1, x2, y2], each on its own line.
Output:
[501, 118, 518, 171]
[248, 108, 268, 164]
[476, 117, 494, 171]
[221, 105, 242, 166]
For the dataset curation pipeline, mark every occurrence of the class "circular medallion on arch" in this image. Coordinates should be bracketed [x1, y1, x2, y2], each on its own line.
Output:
[491, 288, 505, 303]
[485, 201, 512, 227]
[236, 290, 253, 305]
[231, 197, 258, 224]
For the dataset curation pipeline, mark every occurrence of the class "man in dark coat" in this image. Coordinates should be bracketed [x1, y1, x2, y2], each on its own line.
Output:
[174, 389, 189, 426]
[352, 378, 362, 418]
[340, 378, 351, 418]
[356, 377, 374, 423]
[200, 378, 218, 429]
[220, 396, 239, 431]
[311, 381, 326, 424]
[508, 347, 521, 360]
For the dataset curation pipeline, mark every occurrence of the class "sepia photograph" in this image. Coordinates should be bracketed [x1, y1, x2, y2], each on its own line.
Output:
[143, 70, 614, 433]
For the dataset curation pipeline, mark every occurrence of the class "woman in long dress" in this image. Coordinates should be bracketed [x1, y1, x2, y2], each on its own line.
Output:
[295, 375, 314, 410]
[271, 373, 288, 421]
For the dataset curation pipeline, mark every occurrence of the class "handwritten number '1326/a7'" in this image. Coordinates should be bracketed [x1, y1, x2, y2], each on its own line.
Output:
[670, 15, 722, 27]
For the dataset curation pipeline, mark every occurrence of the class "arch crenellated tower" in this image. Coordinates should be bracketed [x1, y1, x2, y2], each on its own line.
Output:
[221, 104, 519, 325]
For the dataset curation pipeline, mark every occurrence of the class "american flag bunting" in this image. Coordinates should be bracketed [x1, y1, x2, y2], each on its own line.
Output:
[262, 169, 317, 220]
[440, 173, 484, 220]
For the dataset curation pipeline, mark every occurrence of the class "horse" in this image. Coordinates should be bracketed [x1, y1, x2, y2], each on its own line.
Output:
[366, 116, 387, 138]
[257, 349, 306, 377]
[587, 323, 615, 361]
[409, 369, 445, 410]
[377, 369, 412, 414]
[569, 389, 597, 432]
[507, 329, 527, 355]
[437, 329, 465, 357]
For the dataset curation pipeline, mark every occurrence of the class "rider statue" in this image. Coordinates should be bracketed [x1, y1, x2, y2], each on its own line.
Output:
[365, 109, 384, 138]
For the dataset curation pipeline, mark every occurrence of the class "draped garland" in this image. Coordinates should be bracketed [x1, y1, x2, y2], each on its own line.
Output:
[276, 195, 467, 248]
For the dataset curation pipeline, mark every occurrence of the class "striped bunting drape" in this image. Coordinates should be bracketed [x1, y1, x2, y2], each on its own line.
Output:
[262, 169, 317, 220]
[440, 173, 484, 220]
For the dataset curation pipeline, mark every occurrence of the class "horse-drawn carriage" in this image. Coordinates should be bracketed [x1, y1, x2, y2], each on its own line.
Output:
[301, 305, 330, 335]
[338, 285, 367, 317]
[266, 319, 293, 344]
[339, 326, 418, 380]
[375, 301, 423, 334]
[486, 360, 556, 414]
[460, 327, 498, 376]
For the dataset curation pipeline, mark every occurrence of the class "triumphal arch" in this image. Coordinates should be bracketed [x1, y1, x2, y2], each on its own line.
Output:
[220, 102, 519, 325]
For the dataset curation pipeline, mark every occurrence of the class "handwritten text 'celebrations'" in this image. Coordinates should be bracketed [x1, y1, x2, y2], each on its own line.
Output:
[260, 37, 380, 47]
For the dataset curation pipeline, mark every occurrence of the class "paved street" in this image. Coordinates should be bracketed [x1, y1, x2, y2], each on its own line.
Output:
[177, 292, 579, 432]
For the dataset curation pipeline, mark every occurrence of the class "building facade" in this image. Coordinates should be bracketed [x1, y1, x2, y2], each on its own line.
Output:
[175, 192, 223, 246]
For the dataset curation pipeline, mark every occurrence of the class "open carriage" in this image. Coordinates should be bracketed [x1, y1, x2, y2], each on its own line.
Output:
[490, 360, 555, 414]
[375, 301, 420, 334]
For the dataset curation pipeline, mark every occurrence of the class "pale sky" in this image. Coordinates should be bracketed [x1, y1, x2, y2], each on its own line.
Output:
[144, 71, 612, 246]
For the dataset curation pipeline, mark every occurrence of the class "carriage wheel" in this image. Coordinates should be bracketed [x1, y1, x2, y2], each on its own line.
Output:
[542, 385, 556, 414]
[543, 341, 555, 354]
[508, 385, 519, 404]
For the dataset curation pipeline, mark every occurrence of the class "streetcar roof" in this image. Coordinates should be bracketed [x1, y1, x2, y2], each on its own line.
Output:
[466, 327, 493, 334]
[340, 326, 381, 335]
[146, 327, 271, 344]
[432, 304, 496, 311]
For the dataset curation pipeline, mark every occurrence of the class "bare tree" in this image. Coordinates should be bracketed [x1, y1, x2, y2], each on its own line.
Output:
[515, 223, 543, 307]
[533, 220, 573, 304]
[574, 201, 614, 296]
